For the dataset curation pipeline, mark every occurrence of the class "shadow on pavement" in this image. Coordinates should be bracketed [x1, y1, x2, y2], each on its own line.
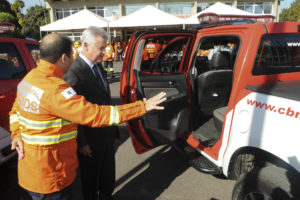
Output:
[108, 72, 121, 84]
[113, 145, 190, 200]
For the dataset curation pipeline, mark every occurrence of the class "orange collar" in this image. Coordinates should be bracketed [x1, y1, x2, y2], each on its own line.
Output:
[37, 59, 64, 78]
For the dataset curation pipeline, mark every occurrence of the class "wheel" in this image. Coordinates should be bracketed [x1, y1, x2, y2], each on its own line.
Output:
[232, 165, 300, 200]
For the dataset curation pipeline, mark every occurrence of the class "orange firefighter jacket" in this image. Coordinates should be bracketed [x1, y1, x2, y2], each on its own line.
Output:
[72, 46, 79, 59]
[103, 45, 114, 62]
[9, 59, 146, 194]
[142, 49, 149, 61]
[155, 42, 162, 53]
[145, 41, 157, 59]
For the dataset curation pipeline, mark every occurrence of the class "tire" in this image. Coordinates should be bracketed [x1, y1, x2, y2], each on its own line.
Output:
[232, 165, 300, 200]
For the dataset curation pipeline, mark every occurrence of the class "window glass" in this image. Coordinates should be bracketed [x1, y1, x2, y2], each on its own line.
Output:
[237, 2, 272, 14]
[253, 34, 300, 75]
[56, 11, 63, 19]
[56, 8, 83, 19]
[125, 4, 155, 15]
[225, 3, 233, 6]
[192, 36, 240, 77]
[237, 3, 244, 11]
[64, 10, 70, 17]
[254, 3, 263, 14]
[0, 43, 26, 79]
[88, 6, 103, 16]
[140, 36, 190, 73]
[26, 44, 40, 64]
[263, 2, 272, 14]
[104, 6, 120, 17]
[159, 3, 192, 15]
[245, 3, 254, 13]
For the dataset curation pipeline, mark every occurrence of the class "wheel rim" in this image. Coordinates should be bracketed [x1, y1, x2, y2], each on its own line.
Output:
[245, 192, 272, 200]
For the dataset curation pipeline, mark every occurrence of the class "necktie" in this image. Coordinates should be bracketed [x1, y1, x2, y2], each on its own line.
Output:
[93, 65, 108, 91]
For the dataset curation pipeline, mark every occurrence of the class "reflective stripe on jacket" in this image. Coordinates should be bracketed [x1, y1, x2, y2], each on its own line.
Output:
[9, 59, 146, 194]
[145, 42, 157, 59]
[103, 45, 114, 61]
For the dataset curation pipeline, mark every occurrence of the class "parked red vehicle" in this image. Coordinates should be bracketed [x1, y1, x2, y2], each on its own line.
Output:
[121, 20, 300, 199]
[0, 23, 39, 165]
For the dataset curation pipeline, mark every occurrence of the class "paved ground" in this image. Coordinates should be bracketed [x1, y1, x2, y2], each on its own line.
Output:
[0, 61, 235, 200]
[110, 62, 235, 200]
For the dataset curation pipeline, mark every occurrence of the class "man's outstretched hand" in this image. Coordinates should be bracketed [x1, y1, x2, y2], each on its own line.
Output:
[143, 92, 167, 112]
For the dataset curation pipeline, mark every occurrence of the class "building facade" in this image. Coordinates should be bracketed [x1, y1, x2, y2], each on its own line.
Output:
[44, 0, 282, 41]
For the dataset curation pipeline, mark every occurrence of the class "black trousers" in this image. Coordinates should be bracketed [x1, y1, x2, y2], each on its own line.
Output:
[78, 144, 115, 200]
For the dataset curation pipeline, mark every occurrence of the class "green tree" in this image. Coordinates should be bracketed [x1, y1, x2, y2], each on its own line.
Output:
[22, 5, 49, 40]
[0, 12, 15, 23]
[280, 0, 300, 22]
[0, 0, 21, 29]
[11, 0, 25, 28]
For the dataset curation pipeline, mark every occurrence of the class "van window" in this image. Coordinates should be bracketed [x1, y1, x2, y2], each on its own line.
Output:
[26, 44, 40, 64]
[252, 34, 300, 75]
[140, 36, 191, 73]
[0, 43, 26, 79]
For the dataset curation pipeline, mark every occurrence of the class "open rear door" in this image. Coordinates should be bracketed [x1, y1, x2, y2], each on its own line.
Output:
[120, 31, 196, 154]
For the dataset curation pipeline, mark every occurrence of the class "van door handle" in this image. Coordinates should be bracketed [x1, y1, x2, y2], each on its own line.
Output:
[0, 95, 6, 99]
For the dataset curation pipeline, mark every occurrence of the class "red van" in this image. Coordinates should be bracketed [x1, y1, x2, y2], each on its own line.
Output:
[0, 23, 39, 165]
[121, 20, 300, 199]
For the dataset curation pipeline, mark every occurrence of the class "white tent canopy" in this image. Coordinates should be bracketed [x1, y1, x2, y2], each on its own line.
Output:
[40, 9, 110, 32]
[185, 2, 261, 24]
[109, 5, 185, 28]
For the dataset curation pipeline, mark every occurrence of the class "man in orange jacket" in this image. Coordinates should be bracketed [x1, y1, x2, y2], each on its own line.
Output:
[9, 33, 166, 200]
[103, 40, 115, 78]
[145, 38, 157, 62]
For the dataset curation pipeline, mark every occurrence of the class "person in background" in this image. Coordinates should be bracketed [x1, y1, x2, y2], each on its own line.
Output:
[144, 38, 157, 63]
[122, 39, 130, 60]
[116, 42, 123, 61]
[73, 41, 81, 59]
[155, 39, 162, 53]
[103, 40, 115, 78]
[9, 32, 167, 200]
[162, 40, 167, 50]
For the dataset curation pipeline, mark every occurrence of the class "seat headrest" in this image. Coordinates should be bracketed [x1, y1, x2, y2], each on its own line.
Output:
[210, 51, 230, 69]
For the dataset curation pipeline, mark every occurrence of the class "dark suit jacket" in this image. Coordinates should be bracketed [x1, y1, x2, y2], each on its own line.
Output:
[63, 56, 118, 148]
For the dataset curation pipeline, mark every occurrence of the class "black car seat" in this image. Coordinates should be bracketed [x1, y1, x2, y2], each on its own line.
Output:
[195, 56, 209, 75]
[196, 51, 233, 116]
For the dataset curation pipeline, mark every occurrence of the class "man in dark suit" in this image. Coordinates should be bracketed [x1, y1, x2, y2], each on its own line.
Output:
[63, 26, 117, 200]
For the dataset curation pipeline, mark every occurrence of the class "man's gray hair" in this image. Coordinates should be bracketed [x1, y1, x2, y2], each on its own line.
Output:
[82, 26, 108, 45]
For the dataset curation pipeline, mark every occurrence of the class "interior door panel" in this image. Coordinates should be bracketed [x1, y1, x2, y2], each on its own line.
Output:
[120, 31, 196, 153]
[135, 71, 189, 145]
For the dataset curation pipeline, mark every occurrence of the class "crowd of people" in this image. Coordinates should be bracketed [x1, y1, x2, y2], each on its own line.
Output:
[72, 39, 129, 78]
[72, 39, 129, 62]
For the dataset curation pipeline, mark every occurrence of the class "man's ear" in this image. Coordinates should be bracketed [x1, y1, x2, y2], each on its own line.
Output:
[82, 42, 86, 48]
[61, 53, 68, 64]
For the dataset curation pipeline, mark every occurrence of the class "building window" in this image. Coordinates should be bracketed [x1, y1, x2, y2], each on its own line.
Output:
[88, 6, 120, 17]
[59, 33, 82, 41]
[237, 2, 272, 14]
[89, 6, 104, 16]
[125, 4, 155, 15]
[159, 3, 192, 15]
[197, 3, 214, 12]
[197, 2, 232, 13]
[56, 8, 83, 20]
[105, 6, 120, 17]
